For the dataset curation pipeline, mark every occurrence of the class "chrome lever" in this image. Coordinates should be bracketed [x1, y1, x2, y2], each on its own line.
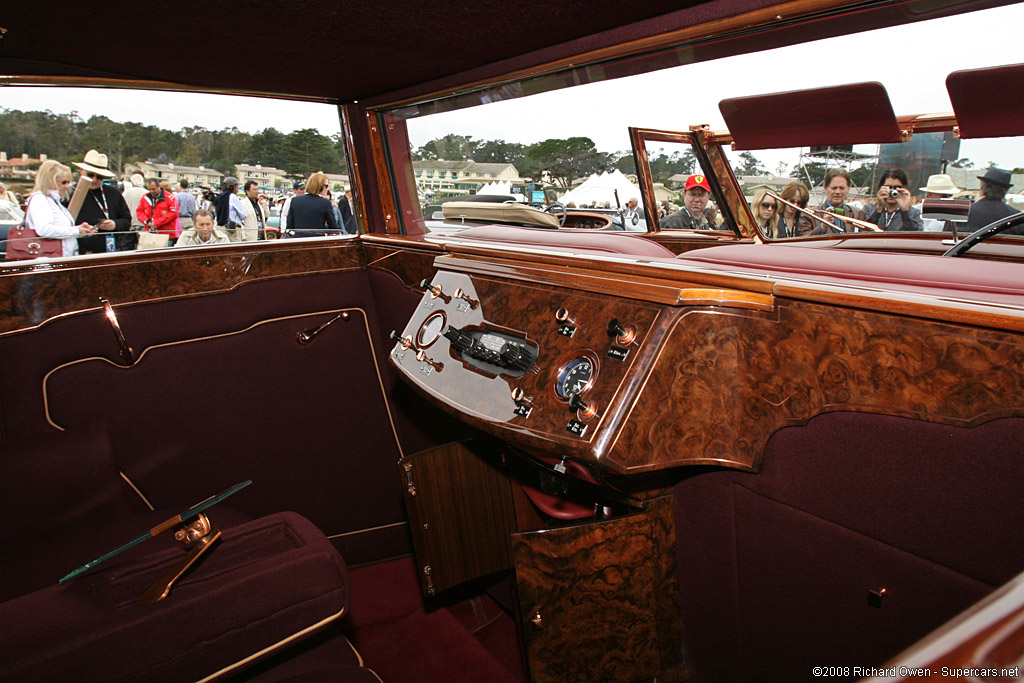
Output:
[100, 297, 134, 366]
[297, 311, 350, 345]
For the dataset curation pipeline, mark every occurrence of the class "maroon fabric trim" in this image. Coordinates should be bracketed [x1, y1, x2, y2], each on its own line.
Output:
[947, 62, 1024, 139]
[720, 82, 902, 150]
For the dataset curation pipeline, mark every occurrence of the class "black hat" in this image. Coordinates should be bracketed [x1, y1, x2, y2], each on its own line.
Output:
[977, 167, 1012, 188]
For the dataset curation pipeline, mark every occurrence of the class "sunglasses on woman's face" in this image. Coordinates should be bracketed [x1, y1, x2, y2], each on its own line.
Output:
[760, 202, 776, 209]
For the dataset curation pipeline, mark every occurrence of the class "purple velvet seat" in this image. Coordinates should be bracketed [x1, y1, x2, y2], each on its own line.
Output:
[0, 424, 380, 682]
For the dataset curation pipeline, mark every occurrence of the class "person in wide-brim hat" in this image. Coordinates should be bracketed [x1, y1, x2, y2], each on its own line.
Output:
[73, 149, 115, 178]
[920, 174, 960, 196]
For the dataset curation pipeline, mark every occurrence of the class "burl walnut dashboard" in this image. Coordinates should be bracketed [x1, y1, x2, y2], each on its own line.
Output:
[389, 253, 1024, 475]
[390, 262, 667, 471]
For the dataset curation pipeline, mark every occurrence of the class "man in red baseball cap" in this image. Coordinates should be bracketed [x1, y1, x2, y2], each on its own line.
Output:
[662, 174, 713, 230]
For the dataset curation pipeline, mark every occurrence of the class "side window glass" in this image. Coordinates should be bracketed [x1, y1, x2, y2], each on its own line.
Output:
[0, 88, 347, 263]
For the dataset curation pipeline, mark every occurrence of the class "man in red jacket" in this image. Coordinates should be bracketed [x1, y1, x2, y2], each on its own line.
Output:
[137, 178, 180, 245]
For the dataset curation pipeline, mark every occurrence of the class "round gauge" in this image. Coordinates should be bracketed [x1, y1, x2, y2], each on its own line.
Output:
[417, 311, 446, 348]
[555, 356, 596, 400]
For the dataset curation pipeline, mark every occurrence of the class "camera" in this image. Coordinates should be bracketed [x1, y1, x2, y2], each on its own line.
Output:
[887, 188, 900, 198]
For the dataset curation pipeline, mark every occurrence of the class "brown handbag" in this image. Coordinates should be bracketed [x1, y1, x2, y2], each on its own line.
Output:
[5, 196, 65, 261]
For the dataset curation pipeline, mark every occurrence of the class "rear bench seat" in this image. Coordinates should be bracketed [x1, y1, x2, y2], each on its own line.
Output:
[0, 424, 379, 682]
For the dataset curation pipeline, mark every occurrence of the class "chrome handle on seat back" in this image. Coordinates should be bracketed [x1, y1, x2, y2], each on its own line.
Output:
[100, 297, 135, 366]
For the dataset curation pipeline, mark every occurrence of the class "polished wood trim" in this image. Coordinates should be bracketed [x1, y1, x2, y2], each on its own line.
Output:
[628, 126, 670, 233]
[363, 244, 442, 290]
[400, 441, 516, 595]
[872, 569, 1024, 681]
[365, 112, 401, 235]
[607, 299, 1024, 472]
[433, 252, 778, 306]
[773, 280, 1024, 333]
[512, 511, 669, 682]
[0, 241, 362, 337]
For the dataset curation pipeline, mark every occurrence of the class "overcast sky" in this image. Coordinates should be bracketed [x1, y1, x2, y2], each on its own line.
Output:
[3, 4, 1022, 169]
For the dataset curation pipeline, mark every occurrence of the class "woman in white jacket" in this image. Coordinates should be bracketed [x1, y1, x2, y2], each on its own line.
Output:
[24, 160, 96, 258]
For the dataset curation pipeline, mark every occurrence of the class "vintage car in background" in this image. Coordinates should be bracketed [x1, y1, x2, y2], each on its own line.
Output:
[1, 1, 1023, 682]
[0, 200, 25, 259]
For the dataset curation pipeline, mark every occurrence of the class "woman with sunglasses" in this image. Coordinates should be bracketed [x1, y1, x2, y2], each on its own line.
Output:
[751, 189, 781, 238]
[23, 160, 96, 258]
[778, 181, 810, 238]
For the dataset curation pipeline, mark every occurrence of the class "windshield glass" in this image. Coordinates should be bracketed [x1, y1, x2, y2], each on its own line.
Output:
[394, 5, 1023, 239]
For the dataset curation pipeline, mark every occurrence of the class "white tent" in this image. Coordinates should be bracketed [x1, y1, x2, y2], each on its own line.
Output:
[558, 170, 643, 208]
[477, 180, 513, 195]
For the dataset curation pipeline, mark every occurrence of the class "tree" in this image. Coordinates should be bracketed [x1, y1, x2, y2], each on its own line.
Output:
[415, 134, 477, 161]
[950, 158, 975, 169]
[283, 128, 340, 177]
[525, 137, 609, 188]
[251, 128, 288, 168]
[735, 151, 767, 176]
[473, 139, 526, 167]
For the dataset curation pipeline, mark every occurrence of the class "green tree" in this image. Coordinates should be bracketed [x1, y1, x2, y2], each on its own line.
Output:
[525, 137, 609, 188]
[283, 128, 340, 177]
[415, 134, 477, 161]
[251, 128, 288, 168]
[735, 151, 767, 176]
[473, 139, 526, 167]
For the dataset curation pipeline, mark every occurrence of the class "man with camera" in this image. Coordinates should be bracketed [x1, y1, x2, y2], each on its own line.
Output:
[865, 169, 924, 232]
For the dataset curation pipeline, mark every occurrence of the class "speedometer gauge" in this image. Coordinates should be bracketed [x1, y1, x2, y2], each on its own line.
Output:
[555, 356, 596, 399]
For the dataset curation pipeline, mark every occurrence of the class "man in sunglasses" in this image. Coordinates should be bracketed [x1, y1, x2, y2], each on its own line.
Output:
[70, 149, 135, 253]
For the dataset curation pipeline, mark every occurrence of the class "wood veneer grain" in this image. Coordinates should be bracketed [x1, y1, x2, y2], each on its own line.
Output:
[608, 298, 1024, 472]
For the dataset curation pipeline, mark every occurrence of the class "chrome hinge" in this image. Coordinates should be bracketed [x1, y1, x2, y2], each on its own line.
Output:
[423, 565, 435, 596]
[403, 462, 416, 496]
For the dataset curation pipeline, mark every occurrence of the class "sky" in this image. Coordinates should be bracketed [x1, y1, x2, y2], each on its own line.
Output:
[2, 4, 1022, 170]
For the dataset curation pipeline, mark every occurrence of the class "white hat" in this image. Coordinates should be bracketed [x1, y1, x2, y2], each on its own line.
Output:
[919, 174, 960, 195]
[73, 149, 115, 178]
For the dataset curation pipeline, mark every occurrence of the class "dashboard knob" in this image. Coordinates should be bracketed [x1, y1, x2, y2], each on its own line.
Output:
[607, 318, 637, 345]
[415, 349, 444, 372]
[419, 279, 451, 303]
[555, 307, 575, 324]
[453, 287, 479, 309]
[511, 387, 532, 404]
[568, 392, 597, 419]
[390, 330, 414, 349]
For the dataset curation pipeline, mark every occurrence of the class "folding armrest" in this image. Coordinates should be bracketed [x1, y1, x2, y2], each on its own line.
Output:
[0, 512, 351, 682]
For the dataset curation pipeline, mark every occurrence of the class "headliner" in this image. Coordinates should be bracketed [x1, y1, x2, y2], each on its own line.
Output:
[0, 0, 714, 103]
[0, 0, 1014, 107]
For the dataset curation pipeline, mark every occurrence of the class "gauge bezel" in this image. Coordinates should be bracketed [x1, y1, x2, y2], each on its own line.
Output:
[416, 311, 447, 348]
[552, 352, 600, 401]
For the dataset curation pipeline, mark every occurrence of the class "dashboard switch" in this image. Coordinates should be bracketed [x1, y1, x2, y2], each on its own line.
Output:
[390, 330, 414, 349]
[568, 392, 598, 420]
[453, 287, 479, 309]
[419, 279, 451, 303]
[415, 349, 444, 372]
[607, 318, 637, 345]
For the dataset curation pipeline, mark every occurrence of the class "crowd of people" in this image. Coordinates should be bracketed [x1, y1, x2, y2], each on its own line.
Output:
[660, 166, 1021, 237]
[5, 148, 357, 259]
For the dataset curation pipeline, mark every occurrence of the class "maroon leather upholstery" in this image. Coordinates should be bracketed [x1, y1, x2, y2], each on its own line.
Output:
[676, 244, 1024, 304]
[451, 225, 677, 258]
[674, 413, 1024, 682]
[0, 512, 353, 683]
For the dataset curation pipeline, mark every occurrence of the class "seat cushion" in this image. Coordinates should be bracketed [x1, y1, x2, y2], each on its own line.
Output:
[0, 511, 350, 682]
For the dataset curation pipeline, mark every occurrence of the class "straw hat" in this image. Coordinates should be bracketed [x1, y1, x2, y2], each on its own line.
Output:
[73, 149, 115, 178]
[919, 174, 960, 195]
